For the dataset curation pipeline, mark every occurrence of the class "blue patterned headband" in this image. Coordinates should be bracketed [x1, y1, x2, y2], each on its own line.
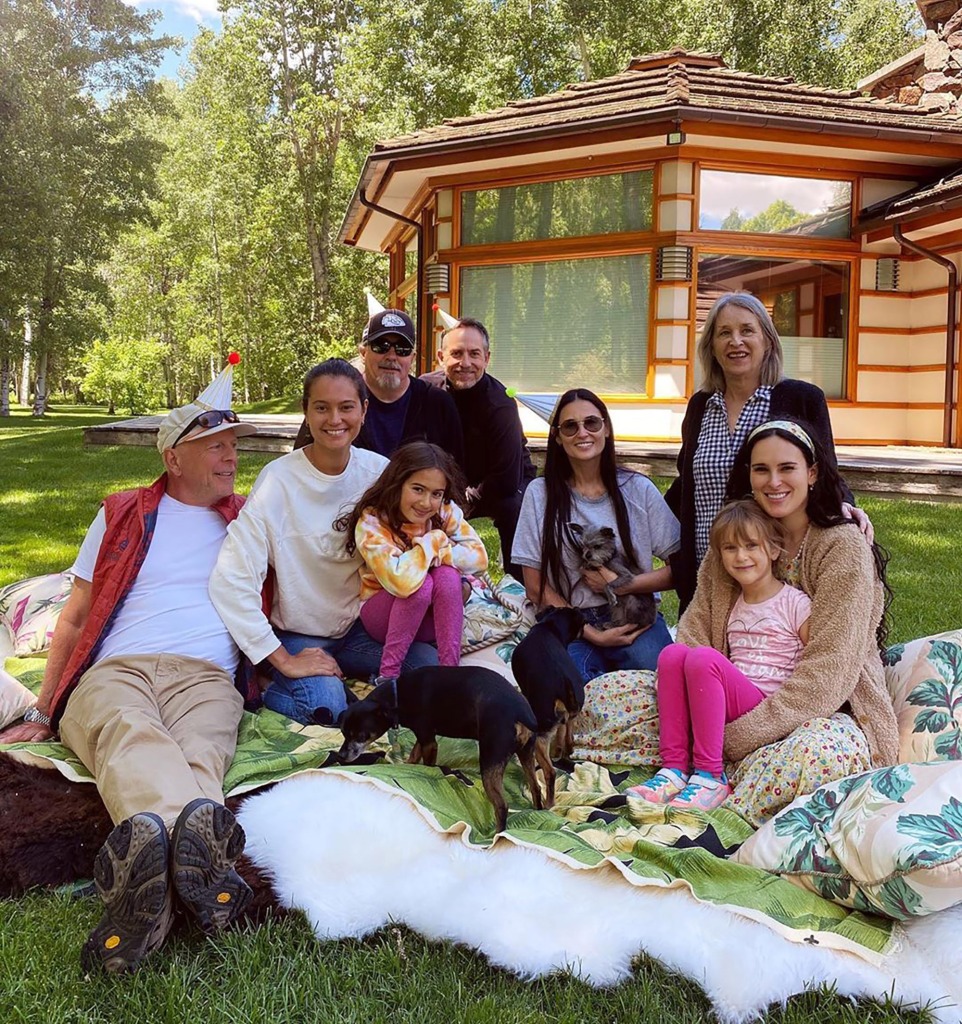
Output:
[747, 420, 815, 458]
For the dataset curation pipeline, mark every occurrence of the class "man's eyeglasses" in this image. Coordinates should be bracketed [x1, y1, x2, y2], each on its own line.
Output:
[556, 415, 606, 438]
[367, 337, 415, 357]
[173, 409, 240, 447]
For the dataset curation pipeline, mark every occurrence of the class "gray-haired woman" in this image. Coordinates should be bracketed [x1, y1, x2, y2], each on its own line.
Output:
[665, 292, 867, 612]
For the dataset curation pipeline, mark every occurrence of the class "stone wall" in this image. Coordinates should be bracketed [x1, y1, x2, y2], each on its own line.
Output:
[866, 5, 962, 113]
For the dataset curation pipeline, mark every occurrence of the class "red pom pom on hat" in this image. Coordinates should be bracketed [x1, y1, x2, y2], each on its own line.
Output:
[227, 351, 241, 365]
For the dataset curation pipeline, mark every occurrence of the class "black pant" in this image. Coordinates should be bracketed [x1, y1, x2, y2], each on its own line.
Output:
[469, 486, 529, 584]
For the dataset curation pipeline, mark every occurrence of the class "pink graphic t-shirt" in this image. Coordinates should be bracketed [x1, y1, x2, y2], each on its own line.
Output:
[727, 583, 812, 696]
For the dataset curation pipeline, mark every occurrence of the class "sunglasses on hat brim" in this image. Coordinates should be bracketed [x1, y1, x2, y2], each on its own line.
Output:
[173, 409, 240, 447]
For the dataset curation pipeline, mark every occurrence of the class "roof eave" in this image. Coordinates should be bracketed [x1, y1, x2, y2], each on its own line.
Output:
[340, 103, 962, 248]
[857, 190, 962, 232]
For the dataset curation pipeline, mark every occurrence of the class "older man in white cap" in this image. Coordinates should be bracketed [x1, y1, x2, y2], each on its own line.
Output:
[0, 358, 258, 975]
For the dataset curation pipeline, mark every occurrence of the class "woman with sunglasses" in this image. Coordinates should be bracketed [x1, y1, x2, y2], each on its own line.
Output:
[513, 389, 681, 681]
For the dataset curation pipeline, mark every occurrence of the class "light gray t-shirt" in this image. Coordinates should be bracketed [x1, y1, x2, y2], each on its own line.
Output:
[512, 470, 681, 609]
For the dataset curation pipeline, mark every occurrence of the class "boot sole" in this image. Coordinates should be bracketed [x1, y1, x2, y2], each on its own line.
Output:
[171, 799, 252, 934]
[81, 813, 171, 974]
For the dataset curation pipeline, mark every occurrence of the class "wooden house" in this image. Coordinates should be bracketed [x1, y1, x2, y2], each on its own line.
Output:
[339, 8, 962, 446]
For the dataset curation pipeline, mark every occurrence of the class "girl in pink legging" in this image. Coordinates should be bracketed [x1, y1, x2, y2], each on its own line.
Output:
[632, 499, 811, 811]
[338, 441, 488, 683]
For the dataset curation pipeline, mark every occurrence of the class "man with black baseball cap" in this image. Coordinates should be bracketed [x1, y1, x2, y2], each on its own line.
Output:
[0, 358, 258, 974]
[295, 309, 463, 461]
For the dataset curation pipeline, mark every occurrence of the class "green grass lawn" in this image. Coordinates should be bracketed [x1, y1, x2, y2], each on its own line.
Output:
[0, 404, 954, 1023]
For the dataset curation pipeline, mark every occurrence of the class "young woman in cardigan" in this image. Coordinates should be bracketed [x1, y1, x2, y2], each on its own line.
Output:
[664, 418, 897, 802]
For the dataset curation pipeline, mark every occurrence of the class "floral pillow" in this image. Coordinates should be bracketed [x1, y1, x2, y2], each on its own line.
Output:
[883, 629, 962, 762]
[733, 761, 962, 920]
[460, 573, 528, 655]
[0, 573, 73, 657]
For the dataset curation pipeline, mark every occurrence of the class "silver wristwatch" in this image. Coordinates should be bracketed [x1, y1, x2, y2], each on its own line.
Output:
[23, 706, 52, 728]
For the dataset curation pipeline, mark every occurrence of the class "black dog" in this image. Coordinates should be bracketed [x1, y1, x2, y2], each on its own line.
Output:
[510, 606, 586, 806]
[338, 665, 542, 834]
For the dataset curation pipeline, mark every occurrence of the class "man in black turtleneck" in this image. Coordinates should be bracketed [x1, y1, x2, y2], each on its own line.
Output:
[421, 318, 535, 582]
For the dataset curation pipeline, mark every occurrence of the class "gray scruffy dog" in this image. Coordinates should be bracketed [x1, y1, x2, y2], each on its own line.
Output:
[567, 523, 657, 631]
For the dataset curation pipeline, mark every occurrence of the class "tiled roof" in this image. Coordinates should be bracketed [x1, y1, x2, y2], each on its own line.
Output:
[860, 167, 962, 225]
[372, 48, 962, 157]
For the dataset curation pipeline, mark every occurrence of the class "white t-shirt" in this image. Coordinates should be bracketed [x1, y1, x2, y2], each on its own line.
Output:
[209, 447, 389, 664]
[71, 495, 240, 674]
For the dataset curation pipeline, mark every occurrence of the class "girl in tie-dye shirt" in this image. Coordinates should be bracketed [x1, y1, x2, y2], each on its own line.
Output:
[337, 441, 488, 682]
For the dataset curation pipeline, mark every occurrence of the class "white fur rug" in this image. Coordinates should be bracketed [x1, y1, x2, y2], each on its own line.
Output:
[239, 771, 962, 1022]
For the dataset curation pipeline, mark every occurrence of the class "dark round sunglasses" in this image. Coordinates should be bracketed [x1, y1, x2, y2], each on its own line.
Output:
[556, 415, 605, 438]
[173, 409, 239, 447]
[367, 337, 415, 357]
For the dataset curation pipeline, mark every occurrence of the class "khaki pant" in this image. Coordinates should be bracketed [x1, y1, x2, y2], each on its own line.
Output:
[60, 654, 245, 829]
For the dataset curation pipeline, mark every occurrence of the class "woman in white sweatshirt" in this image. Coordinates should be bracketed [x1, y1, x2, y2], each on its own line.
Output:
[210, 359, 438, 725]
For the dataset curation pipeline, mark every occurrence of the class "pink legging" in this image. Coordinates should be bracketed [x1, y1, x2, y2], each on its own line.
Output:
[656, 643, 767, 777]
[360, 565, 465, 678]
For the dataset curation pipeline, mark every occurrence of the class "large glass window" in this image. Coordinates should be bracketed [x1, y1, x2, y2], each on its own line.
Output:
[699, 170, 852, 239]
[460, 253, 651, 394]
[696, 253, 850, 398]
[460, 171, 654, 246]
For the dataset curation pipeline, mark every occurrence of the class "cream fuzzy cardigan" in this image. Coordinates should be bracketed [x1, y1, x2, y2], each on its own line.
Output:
[677, 523, 899, 766]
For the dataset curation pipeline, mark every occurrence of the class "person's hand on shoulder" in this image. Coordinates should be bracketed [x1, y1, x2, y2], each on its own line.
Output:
[584, 622, 643, 647]
[841, 502, 875, 544]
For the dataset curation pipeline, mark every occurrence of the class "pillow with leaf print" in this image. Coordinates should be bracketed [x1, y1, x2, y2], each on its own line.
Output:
[0, 572, 73, 657]
[882, 629, 962, 762]
[733, 761, 962, 920]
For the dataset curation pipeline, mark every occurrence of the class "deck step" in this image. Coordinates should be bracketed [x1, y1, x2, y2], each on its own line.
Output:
[83, 415, 962, 501]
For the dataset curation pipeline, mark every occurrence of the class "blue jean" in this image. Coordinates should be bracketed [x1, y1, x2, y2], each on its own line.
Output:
[567, 607, 673, 684]
[261, 619, 439, 725]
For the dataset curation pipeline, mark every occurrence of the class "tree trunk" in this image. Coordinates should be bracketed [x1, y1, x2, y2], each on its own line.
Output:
[21, 319, 31, 407]
[32, 349, 48, 416]
[0, 356, 10, 416]
[276, 11, 330, 322]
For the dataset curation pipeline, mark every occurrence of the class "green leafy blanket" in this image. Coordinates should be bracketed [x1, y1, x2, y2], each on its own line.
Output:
[2, 657, 894, 960]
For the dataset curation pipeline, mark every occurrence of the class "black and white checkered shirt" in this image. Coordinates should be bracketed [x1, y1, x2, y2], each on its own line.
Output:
[692, 386, 773, 561]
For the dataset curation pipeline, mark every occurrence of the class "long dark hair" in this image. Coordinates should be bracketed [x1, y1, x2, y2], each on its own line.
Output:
[336, 441, 465, 554]
[539, 389, 638, 603]
[727, 418, 892, 650]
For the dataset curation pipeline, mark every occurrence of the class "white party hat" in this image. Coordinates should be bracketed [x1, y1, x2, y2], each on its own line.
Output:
[194, 352, 241, 410]
[365, 289, 386, 316]
[432, 303, 460, 330]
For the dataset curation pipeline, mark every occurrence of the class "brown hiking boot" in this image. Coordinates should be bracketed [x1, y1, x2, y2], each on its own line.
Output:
[170, 798, 252, 934]
[81, 812, 173, 974]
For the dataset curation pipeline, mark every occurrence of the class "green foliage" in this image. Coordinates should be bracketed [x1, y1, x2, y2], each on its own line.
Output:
[0, 0, 172, 410]
[82, 337, 167, 414]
